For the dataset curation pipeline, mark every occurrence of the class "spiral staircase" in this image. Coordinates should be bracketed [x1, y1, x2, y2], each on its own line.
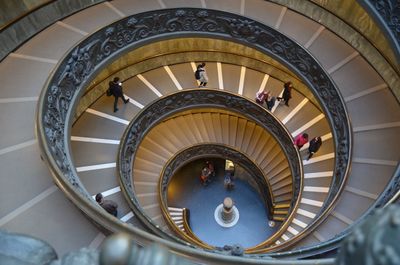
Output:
[0, 0, 399, 263]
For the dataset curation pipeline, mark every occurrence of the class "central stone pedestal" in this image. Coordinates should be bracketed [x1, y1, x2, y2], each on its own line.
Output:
[214, 197, 239, 228]
[221, 197, 234, 222]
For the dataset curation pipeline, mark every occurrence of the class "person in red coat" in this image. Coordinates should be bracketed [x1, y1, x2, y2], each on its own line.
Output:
[294, 133, 309, 149]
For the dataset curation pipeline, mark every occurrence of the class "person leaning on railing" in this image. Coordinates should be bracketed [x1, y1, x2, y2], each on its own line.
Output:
[96, 193, 118, 217]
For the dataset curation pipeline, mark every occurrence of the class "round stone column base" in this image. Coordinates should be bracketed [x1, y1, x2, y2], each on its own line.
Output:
[214, 204, 239, 228]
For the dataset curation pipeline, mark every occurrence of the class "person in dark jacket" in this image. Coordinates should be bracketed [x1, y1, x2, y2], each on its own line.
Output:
[109, 77, 129, 112]
[307, 136, 322, 160]
[265, 91, 276, 111]
[277, 81, 293, 107]
[197, 63, 208, 87]
[95, 193, 118, 217]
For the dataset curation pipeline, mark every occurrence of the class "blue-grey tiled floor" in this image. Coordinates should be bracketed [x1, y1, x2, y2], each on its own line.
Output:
[167, 158, 279, 248]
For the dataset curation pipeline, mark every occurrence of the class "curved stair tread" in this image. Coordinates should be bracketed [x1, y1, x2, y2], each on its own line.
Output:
[133, 112, 296, 228]
[168, 63, 200, 89]
[140, 67, 180, 95]
[71, 141, 118, 167]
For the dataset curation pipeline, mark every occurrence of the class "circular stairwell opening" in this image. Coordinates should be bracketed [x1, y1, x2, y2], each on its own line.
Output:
[167, 157, 279, 248]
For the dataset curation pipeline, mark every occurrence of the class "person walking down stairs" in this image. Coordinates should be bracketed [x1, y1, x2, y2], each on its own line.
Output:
[277, 81, 293, 107]
[265, 91, 276, 111]
[307, 136, 322, 160]
[256, 90, 276, 111]
[108, 77, 129, 112]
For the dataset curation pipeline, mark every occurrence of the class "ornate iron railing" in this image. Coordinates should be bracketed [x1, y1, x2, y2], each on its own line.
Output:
[36, 8, 353, 259]
[118, 90, 302, 248]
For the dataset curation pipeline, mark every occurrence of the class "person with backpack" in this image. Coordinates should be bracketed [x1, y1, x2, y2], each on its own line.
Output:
[195, 63, 208, 87]
[108, 77, 129, 112]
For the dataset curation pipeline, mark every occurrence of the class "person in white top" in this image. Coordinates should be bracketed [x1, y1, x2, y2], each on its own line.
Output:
[256, 90, 268, 105]
[198, 62, 208, 87]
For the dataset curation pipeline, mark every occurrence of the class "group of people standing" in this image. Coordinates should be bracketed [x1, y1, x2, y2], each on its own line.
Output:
[294, 133, 322, 160]
[107, 67, 323, 161]
[199, 161, 235, 190]
[256, 81, 323, 160]
[255, 81, 293, 110]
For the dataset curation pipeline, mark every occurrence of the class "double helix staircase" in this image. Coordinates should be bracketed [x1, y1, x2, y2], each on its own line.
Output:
[0, 0, 399, 262]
